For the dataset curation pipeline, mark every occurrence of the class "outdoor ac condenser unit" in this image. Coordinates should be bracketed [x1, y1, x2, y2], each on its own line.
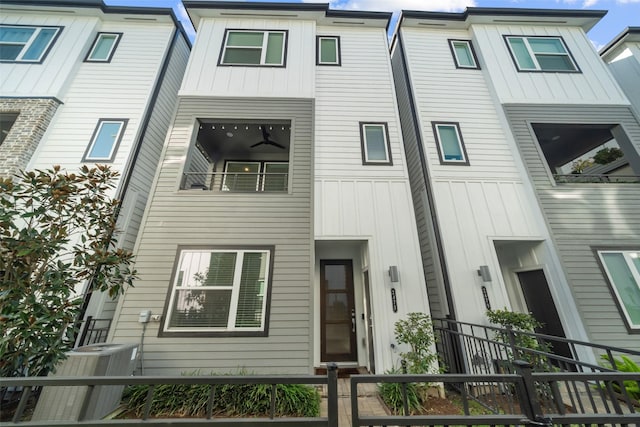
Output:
[32, 343, 138, 421]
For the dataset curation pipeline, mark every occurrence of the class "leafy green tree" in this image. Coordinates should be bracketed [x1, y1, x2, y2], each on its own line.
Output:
[394, 312, 439, 374]
[593, 147, 624, 165]
[0, 165, 136, 377]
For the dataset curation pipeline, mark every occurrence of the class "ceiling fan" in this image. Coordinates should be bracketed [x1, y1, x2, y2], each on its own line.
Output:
[250, 125, 285, 149]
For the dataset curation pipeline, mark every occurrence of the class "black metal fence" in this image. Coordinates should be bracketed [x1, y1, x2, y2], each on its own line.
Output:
[75, 317, 112, 348]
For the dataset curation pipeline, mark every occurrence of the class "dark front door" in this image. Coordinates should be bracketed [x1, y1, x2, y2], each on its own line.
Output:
[321, 260, 357, 362]
[517, 269, 572, 360]
[363, 270, 375, 373]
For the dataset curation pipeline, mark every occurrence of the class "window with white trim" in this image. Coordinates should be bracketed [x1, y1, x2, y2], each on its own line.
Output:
[597, 250, 640, 331]
[505, 36, 578, 72]
[360, 122, 392, 165]
[164, 248, 272, 334]
[432, 122, 469, 165]
[82, 119, 127, 162]
[317, 36, 340, 65]
[448, 39, 479, 69]
[0, 25, 62, 63]
[219, 30, 287, 66]
[85, 32, 121, 62]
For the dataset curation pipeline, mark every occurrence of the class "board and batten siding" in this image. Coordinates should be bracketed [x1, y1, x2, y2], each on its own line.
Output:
[180, 18, 315, 98]
[391, 42, 444, 319]
[110, 97, 313, 375]
[504, 104, 640, 352]
[471, 24, 629, 105]
[0, 12, 99, 98]
[605, 41, 640, 117]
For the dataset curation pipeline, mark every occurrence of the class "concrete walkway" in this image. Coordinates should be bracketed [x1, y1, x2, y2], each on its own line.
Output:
[320, 377, 389, 427]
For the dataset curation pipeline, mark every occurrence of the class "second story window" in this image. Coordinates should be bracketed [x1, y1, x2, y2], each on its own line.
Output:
[82, 119, 127, 162]
[317, 36, 340, 65]
[505, 36, 578, 72]
[0, 25, 62, 63]
[85, 32, 121, 62]
[432, 122, 469, 165]
[360, 122, 392, 165]
[219, 30, 287, 67]
[448, 39, 479, 69]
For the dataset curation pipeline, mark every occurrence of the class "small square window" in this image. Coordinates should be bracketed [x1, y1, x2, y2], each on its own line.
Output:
[360, 122, 392, 165]
[219, 30, 287, 67]
[85, 32, 121, 62]
[505, 36, 579, 72]
[82, 119, 127, 162]
[0, 25, 62, 63]
[162, 247, 274, 336]
[317, 36, 340, 65]
[448, 39, 479, 69]
[596, 249, 640, 332]
[432, 122, 469, 165]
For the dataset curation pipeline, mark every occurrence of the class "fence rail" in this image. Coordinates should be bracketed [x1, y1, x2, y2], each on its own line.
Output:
[181, 172, 288, 192]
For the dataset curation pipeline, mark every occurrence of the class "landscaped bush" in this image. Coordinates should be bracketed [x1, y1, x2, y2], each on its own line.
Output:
[122, 373, 320, 418]
[378, 367, 423, 415]
[600, 354, 640, 401]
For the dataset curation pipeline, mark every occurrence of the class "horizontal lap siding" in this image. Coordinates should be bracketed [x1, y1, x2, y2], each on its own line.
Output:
[504, 104, 640, 351]
[110, 97, 313, 374]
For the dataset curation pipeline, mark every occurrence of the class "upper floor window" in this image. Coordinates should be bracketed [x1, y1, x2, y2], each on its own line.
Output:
[163, 247, 273, 335]
[597, 250, 640, 332]
[317, 36, 340, 65]
[219, 30, 287, 67]
[360, 122, 392, 165]
[0, 25, 62, 63]
[82, 119, 127, 162]
[85, 32, 121, 62]
[448, 39, 479, 69]
[432, 122, 469, 165]
[505, 36, 578, 72]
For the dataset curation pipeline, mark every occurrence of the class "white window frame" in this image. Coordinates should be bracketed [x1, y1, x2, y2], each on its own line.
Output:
[597, 250, 640, 331]
[82, 119, 127, 162]
[360, 122, 392, 165]
[219, 29, 287, 66]
[317, 36, 340, 66]
[432, 122, 469, 165]
[505, 35, 578, 72]
[448, 39, 479, 69]
[84, 32, 122, 62]
[163, 248, 272, 334]
[0, 24, 62, 63]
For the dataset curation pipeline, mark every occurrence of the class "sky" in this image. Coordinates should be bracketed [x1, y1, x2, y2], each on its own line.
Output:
[105, 0, 640, 50]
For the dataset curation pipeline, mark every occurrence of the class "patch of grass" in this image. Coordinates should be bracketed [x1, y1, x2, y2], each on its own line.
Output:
[121, 373, 320, 418]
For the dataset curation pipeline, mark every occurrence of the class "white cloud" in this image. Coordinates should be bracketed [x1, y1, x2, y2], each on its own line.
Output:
[559, 0, 640, 7]
[307, 0, 476, 13]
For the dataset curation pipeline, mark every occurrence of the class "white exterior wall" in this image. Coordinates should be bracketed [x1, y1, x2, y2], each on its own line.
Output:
[401, 27, 582, 329]
[180, 18, 315, 98]
[472, 24, 629, 105]
[314, 25, 431, 373]
[605, 41, 640, 115]
[0, 12, 99, 98]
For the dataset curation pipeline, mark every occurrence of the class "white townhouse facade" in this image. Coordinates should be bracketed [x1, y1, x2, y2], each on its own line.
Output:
[109, 1, 432, 375]
[601, 27, 640, 117]
[0, 0, 190, 323]
[392, 8, 640, 355]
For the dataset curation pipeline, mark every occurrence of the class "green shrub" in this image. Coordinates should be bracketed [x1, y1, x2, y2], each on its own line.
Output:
[122, 373, 320, 418]
[394, 312, 439, 374]
[378, 368, 422, 415]
[600, 354, 640, 400]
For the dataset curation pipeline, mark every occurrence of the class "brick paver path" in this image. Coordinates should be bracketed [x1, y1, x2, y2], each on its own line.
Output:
[320, 377, 389, 427]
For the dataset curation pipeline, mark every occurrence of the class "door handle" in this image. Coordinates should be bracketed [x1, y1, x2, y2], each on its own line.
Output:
[351, 309, 356, 333]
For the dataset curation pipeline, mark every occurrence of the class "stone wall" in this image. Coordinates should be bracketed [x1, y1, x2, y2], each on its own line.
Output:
[0, 98, 61, 177]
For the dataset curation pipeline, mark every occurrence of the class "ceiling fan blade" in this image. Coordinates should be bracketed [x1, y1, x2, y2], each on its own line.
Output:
[250, 141, 264, 148]
[269, 141, 286, 149]
[261, 125, 270, 140]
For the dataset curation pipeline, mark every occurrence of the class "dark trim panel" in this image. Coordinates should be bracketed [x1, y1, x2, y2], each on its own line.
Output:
[81, 118, 128, 163]
[447, 39, 480, 70]
[600, 26, 640, 57]
[359, 121, 393, 166]
[592, 246, 640, 334]
[0, 24, 63, 64]
[503, 34, 581, 74]
[83, 32, 123, 63]
[432, 121, 470, 166]
[158, 244, 276, 338]
[217, 29, 288, 68]
[316, 35, 341, 66]
[402, 7, 607, 20]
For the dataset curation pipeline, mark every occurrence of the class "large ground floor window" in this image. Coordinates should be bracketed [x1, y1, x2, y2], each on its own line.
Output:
[163, 247, 273, 336]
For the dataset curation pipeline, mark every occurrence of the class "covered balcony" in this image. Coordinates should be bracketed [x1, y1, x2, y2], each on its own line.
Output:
[181, 119, 291, 192]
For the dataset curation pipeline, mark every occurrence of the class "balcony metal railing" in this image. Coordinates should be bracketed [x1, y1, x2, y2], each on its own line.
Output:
[553, 174, 640, 183]
[181, 172, 289, 192]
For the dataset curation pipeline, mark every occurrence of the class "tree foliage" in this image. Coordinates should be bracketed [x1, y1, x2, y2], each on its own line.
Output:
[593, 147, 624, 165]
[394, 312, 439, 374]
[0, 165, 136, 377]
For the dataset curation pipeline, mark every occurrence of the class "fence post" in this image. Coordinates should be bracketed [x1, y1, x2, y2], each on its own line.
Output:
[327, 362, 338, 427]
[506, 325, 520, 361]
[514, 360, 550, 426]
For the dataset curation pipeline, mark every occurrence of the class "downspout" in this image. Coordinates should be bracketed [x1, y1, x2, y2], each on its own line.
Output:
[76, 28, 181, 330]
